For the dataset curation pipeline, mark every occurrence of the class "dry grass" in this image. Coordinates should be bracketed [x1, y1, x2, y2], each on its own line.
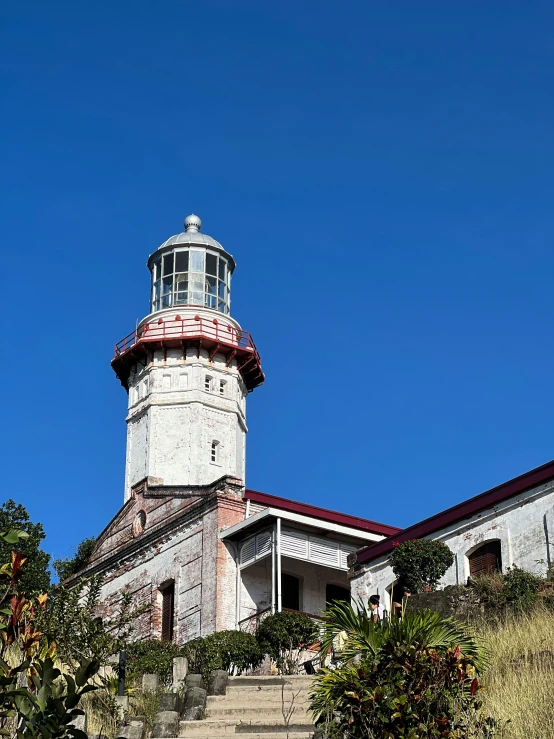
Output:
[477, 608, 554, 738]
[82, 691, 119, 737]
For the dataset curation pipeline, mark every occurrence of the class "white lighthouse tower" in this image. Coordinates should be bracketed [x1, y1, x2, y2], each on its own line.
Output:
[112, 214, 264, 501]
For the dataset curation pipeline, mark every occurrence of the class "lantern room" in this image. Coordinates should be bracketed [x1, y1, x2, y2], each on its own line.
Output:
[147, 214, 235, 315]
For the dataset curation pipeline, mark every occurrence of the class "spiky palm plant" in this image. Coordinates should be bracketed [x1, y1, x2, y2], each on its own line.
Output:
[318, 598, 484, 668]
[311, 601, 493, 738]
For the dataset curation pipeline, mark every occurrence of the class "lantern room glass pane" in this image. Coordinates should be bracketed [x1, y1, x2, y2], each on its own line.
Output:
[206, 253, 217, 276]
[190, 250, 204, 273]
[150, 246, 231, 314]
[206, 275, 217, 295]
[163, 253, 174, 276]
[175, 273, 188, 291]
[175, 250, 189, 272]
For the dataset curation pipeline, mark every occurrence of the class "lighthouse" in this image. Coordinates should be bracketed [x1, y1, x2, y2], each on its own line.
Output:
[111, 214, 264, 501]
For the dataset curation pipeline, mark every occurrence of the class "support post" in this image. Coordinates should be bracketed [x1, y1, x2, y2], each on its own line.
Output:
[271, 525, 276, 614]
[235, 549, 241, 630]
[118, 649, 126, 696]
[276, 517, 282, 613]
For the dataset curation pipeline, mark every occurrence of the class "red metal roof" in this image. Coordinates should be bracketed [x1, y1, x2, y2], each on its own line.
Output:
[244, 489, 401, 537]
[356, 458, 554, 565]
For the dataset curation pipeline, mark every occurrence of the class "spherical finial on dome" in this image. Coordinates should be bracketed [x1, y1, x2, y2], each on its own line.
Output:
[184, 214, 202, 233]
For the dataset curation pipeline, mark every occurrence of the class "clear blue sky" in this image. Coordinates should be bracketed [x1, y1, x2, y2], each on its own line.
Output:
[3, 1, 554, 567]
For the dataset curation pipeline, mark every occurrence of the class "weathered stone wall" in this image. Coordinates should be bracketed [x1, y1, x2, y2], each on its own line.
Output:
[403, 586, 483, 620]
[77, 477, 245, 644]
[125, 346, 247, 501]
[351, 479, 554, 613]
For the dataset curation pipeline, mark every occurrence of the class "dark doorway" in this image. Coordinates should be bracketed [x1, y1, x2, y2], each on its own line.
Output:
[469, 541, 502, 578]
[160, 582, 175, 641]
[326, 584, 350, 606]
[282, 573, 300, 611]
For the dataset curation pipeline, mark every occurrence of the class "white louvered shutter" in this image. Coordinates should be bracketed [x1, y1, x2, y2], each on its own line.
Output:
[256, 530, 272, 559]
[240, 537, 256, 566]
[281, 529, 309, 560]
[309, 536, 340, 568]
[340, 543, 357, 569]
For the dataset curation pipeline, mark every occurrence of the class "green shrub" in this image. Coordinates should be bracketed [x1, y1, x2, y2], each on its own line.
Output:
[312, 603, 496, 738]
[181, 630, 263, 681]
[472, 572, 507, 611]
[391, 538, 455, 593]
[125, 639, 179, 686]
[256, 611, 318, 674]
[206, 630, 263, 674]
[504, 566, 542, 611]
[471, 567, 542, 614]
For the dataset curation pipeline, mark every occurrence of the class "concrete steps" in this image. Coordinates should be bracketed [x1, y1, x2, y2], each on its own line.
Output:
[179, 675, 316, 738]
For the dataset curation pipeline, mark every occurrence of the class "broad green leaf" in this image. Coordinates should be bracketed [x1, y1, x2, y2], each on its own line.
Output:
[2, 529, 30, 544]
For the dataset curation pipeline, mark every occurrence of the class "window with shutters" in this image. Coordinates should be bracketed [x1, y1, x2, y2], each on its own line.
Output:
[282, 573, 301, 611]
[468, 540, 502, 578]
[160, 583, 175, 642]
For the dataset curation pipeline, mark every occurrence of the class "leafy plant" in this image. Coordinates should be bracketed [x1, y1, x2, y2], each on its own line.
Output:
[53, 538, 97, 583]
[503, 566, 542, 611]
[256, 611, 318, 674]
[471, 567, 542, 614]
[0, 500, 50, 595]
[391, 538, 455, 593]
[311, 599, 496, 738]
[37, 575, 138, 669]
[125, 638, 179, 686]
[181, 630, 263, 682]
[0, 528, 100, 738]
[471, 572, 507, 611]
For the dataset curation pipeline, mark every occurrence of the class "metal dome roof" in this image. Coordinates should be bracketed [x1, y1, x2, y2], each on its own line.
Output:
[148, 214, 235, 270]
[158, 230, 224, 250]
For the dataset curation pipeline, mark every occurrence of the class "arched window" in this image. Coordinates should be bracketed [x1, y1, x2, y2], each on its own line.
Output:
[282, 573, 300, 611]
[326, 584, 350, 606]
[468, 540, 502, 578]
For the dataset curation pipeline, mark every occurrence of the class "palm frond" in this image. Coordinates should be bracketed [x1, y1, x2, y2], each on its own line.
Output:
[319, 598, 382, 663]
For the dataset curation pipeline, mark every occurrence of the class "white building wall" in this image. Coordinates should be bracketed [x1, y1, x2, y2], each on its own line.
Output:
[351, 479, 554, 613]
[124, 346, 247, 500]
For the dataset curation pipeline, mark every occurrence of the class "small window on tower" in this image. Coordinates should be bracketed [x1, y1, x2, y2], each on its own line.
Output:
[219, 380, 226, 396]
[205, 375, 212, 391]
[211, 440, 220, 464]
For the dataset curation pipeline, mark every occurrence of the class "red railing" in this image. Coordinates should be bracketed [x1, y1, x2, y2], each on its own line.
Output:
[113, 315, 261, 363]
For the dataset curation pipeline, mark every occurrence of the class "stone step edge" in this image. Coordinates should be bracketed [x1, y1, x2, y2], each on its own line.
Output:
[227, 678, 314, 687]
[179, 734, 313, 739]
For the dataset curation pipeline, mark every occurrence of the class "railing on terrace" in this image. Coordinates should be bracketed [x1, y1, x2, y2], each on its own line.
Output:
[113, 315, 260, 360]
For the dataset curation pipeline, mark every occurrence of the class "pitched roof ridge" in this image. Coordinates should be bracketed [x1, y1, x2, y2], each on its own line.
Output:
[244, 488, 401, 536]
[356, 458, 554, 566]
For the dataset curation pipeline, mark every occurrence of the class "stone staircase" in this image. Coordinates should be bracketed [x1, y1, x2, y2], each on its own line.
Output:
[179, 675, 316, 738]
